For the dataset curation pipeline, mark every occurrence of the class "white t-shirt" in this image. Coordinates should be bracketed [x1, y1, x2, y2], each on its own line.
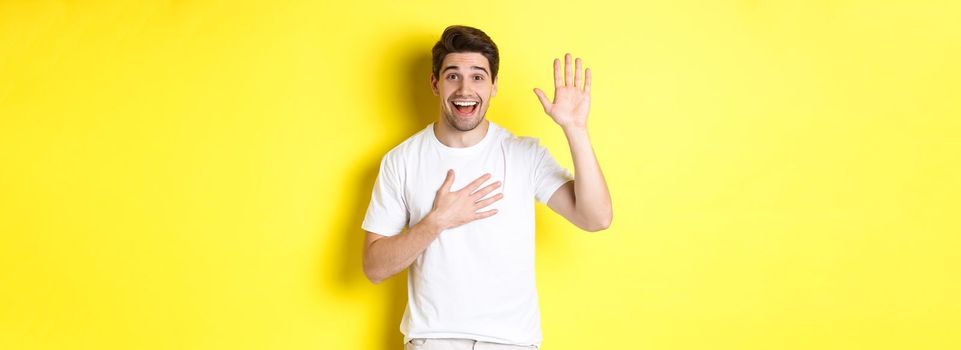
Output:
[361, 121, 573, 347]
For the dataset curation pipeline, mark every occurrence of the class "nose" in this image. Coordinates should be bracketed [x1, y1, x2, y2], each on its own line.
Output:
[453, 79, 469, 93]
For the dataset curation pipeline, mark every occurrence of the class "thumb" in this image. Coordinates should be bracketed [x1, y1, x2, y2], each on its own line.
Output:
[533, 88, 551, 113]
[439, 169, 454, 192]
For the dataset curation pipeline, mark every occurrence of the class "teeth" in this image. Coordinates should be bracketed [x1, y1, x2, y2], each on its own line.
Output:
[452, 101, 478, 106]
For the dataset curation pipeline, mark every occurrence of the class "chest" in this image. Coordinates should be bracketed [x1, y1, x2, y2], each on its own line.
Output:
[403, 142, 533, 226]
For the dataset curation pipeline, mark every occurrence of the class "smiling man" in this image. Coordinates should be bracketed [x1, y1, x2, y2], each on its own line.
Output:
[361, 25, 612, 350]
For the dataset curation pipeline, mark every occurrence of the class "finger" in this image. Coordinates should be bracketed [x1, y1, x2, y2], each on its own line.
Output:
[474, 192, 504, 209]
[470, 180, 501, 199]
[584, 68, 592, 94]
[473, 208, 499, 220]
[553, 58, 562, 88]
[533, 88, 551, 112]
[439, 169, 454, 192]
[461, 173, 492, 193]
[564, 53, 572, 87]
[574, 57, 582, 88]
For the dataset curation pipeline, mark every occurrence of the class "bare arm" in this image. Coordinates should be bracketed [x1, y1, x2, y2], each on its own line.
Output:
[363, 170, 503, 284]
[363, 218, 441, 284]
[535, 53, 613, 231]
[545, 126, 612, 231]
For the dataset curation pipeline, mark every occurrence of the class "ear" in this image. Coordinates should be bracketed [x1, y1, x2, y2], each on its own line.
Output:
[492, 76, 498, 97]
[430, 73, 439, 96]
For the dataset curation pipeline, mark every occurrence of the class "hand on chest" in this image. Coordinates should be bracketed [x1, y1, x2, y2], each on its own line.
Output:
[406, 150, 529, 225]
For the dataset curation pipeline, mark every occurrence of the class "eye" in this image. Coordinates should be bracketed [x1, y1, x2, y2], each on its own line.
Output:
[473, 75, 484, 81]
[447, 73, 457, 80]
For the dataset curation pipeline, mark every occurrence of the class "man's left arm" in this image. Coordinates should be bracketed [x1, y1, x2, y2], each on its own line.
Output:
[534, 53, 613, 232]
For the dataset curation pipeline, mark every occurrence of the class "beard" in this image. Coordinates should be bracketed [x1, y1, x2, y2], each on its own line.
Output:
[441, 95, 487, 131]
[443, 103, 486, 132]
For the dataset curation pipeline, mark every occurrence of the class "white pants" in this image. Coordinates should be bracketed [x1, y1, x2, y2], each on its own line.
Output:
[405, 338, 539, 350]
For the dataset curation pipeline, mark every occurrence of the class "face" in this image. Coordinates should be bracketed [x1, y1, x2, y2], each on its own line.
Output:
[431, 52, 498, 132]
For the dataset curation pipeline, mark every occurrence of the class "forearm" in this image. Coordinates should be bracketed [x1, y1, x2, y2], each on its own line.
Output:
[562, 125, 613, 229]
[363, 214, 443, 284]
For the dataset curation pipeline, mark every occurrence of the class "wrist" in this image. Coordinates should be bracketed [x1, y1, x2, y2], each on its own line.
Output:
[562, 124, 590, 140]
[422, 212, 447, 233]
[561, 122, 588, 134]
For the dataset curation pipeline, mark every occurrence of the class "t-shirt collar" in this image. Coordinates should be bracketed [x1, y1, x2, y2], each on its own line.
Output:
[429, 120, 497, 156]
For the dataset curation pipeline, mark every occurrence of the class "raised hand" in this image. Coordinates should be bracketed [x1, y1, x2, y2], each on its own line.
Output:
[533, 52, 592, 130]
[428, 170, 503, 230]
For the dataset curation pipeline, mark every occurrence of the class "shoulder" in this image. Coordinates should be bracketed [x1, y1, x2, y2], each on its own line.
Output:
[492, 122, 544, 155]
[380, 125, 432, 166]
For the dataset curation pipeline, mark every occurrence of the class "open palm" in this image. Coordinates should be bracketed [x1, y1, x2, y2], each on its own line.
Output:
[534, 53, 592, 129]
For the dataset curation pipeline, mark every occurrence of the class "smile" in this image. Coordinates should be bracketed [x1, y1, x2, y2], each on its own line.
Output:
[451, 100, 479, 116]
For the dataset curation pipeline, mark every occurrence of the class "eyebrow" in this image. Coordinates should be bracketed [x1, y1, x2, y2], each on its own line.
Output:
[442, 65, 489, 75]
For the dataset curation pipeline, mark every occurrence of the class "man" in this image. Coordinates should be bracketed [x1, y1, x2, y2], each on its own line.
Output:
[362, 25, 612, 349]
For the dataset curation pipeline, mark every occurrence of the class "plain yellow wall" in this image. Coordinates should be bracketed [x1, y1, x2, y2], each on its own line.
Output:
[2, 1, 959, 349]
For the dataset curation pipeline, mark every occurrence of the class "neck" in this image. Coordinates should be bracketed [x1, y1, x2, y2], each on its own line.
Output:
[433, 119, 490, 148]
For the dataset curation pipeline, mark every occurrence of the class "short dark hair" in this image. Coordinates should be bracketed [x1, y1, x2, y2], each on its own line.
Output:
[432, 25, 500, 80]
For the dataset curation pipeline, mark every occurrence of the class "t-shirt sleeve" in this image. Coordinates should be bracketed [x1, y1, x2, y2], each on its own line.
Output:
[532, 140, 575, 204]
[361, 153, 409, 237]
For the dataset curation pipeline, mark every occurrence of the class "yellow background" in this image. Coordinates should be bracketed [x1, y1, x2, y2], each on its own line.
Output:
[2, 1, 959, 349]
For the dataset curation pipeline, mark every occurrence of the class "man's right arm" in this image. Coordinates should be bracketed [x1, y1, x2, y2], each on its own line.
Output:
[362, 170, 503, 284]
[362, 215, 442, 284]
